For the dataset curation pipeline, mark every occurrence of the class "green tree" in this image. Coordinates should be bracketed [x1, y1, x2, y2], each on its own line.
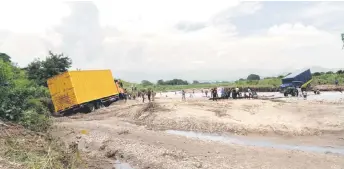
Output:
[0, 53, 11, 62]
[0, 57, 51, 131]
[157, 79, 165, 85]
[192, 80, 200, 84]
[163, 79, 188, 85]
[27, 51, 72, 86]
[141, 80, 153, 86]
[247, 74, 260, 81]
[312, 72, 322, 76]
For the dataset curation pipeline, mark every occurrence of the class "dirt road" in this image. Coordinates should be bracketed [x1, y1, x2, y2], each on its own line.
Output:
[53, 95, 344, 169]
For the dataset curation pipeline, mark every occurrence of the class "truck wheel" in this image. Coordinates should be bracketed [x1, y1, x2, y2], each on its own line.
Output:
[95, 101, 102, 109]
[85, 103, 95, 113]
[291, 92, 296, 97]
[284, 93, 288, 97]
[103, 102, 110, 107]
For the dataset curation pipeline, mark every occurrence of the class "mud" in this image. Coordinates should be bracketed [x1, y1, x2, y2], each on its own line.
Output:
[51, 92, 344, 169]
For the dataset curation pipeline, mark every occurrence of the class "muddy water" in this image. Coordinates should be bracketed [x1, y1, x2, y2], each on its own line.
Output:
[166, 130, 344, 155]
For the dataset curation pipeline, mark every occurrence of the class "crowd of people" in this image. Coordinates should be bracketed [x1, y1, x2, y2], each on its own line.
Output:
[181, 87, 258, 101]
[122, 86, 156, 103]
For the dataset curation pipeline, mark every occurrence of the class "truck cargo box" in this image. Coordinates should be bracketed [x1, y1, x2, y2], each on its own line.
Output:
[282, 69, 312, 85]
[47, 70, 119, 113]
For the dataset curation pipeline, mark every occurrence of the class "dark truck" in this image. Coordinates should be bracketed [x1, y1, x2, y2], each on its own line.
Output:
[279, 69, 312, 94]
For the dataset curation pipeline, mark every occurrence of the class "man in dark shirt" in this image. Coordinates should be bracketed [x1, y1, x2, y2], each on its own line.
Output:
[147, 89, 152, 102]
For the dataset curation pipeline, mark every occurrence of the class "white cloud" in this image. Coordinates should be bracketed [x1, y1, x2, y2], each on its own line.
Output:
[0, 1, 343, 82]
[0, 1, 70, 34]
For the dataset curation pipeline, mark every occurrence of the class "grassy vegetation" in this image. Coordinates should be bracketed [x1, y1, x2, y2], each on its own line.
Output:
[0, 125, 82, 169]
[121, 72, 344, 92]
[0, 52, 82, 168]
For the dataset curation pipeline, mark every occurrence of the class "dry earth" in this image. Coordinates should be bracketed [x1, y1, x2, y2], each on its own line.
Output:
[51, 93, 344, 169]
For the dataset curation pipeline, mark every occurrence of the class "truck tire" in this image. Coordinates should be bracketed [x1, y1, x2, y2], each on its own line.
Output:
[291, 92, 296, 97]
[284, 92, 288, 97]
[95, 101, 102, 109]
[103, 102, 111, 107]
[85, 103, 95, 113]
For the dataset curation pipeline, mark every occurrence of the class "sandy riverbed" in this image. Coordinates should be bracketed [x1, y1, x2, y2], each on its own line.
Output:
[52, 91, 344, 169]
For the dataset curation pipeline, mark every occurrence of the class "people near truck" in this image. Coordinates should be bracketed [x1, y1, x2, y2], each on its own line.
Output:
[123, 88, 128, 103]
[227, 88, 231, 99]
[212, 87, 218, 101]
[297, 87, 302, 97]
[247, 88, 252, 98]
[252, 90, 258, 99]
[141, 91, 145, 103]
[132, 91, 136, 100]
[232, 88, 236, 99]
[182, 90, 186, 101]
[147, 89, 152, 102]
[152, 90, 156, 101]
[302, 90, 307, 99]
[301, 86, 306, 93]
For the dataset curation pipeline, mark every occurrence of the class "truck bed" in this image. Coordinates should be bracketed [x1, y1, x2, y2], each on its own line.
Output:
[47, 70, 119, 112]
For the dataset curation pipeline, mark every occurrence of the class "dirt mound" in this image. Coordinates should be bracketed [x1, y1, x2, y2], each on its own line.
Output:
[134, 102, 170, 121]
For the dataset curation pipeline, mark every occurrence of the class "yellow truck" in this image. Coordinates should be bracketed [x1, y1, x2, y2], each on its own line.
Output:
[47, 69, 121, 115]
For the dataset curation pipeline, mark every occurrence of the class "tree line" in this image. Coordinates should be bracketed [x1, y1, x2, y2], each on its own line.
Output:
[140, 74, 263, 86]
[141, 79, 190, 86]
[312, 70, 344, 76]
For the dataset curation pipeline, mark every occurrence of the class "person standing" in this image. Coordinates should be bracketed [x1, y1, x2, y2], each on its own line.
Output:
[123, 88, 128, 103]
[212, 87, 218, 101]
[152, 90, 156, 101]
[205, 90, 208, 97]
[235, 87, 239, 98]
[182, 90, 186, 101]
[147, 89, 152, 102]
[142, 91, 145, 103]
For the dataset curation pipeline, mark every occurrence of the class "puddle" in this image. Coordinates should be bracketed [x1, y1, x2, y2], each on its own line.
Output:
[114, 160, 133, 169]
[166, 130, 344, 155]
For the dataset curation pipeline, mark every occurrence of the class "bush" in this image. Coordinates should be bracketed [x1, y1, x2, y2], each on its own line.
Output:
[19, 110, 51, 132]
[0, 57, 52, 132]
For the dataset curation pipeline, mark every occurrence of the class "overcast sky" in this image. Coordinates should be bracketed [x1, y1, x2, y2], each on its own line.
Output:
[0, 1, 343, 82]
